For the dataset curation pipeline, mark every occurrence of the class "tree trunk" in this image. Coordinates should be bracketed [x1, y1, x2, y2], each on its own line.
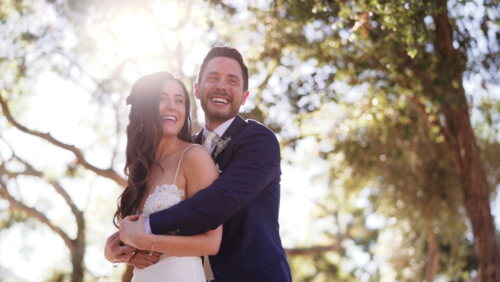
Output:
[425, 204, 439, 282]
[122, 265, 134, 282]
[70, 236, 86, 282]
[431, 1, 500, 280]
[442, 105, 500, 281]
[71, 252, 84, 282]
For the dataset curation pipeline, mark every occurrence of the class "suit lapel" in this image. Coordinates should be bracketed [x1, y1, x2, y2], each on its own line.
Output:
[193, 128, 204, 145]
[194, 115, 247, 160]
[219, 115, 246, 141]
[213, 115, 247, 160]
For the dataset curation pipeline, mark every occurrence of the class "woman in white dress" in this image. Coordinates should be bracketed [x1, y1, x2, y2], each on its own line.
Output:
[112, 72, 221, 281]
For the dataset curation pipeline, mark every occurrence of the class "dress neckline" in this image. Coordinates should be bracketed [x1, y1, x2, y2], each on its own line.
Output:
[140, 144, 197, 216]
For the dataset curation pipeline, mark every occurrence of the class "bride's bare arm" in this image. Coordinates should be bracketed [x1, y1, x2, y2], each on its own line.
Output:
[120, 145, 222, 256]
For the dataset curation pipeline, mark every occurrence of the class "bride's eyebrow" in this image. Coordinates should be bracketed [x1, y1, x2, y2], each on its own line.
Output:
[161, 92, 184, 99]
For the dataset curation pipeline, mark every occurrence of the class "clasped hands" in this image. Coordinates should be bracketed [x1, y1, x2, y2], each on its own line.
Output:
[105, 215, 159, 269]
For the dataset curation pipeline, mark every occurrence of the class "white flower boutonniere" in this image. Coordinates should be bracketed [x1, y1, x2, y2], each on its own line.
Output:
[213, 136, 232, 159]
[215, 163, 223, 174]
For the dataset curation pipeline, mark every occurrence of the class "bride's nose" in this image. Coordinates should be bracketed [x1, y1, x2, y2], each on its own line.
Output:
[164, 98, 177, 111]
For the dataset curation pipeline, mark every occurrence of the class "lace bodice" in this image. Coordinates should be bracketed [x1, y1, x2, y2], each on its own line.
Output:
[141, 144, 195, 218]
[142, 184, 185, 217]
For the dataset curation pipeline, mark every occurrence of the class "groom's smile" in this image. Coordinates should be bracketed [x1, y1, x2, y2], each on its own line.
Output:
[211, 96, 229, 105]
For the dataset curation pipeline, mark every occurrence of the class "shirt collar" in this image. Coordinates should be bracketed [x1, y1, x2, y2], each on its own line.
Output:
[204, 117, 236, 139]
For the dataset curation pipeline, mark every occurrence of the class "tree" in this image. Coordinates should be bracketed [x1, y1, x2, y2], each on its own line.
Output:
[242, 0, 500, 280]
[330, 98, 476, 281]
[0, 0, 240, 280]
[275, 95, 483, 281]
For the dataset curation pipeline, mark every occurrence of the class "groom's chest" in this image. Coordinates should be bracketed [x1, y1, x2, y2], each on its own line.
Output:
[211, 140, 236, 175]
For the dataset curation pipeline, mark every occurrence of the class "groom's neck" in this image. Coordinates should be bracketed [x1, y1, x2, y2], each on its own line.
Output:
[205, 118, 229, 132]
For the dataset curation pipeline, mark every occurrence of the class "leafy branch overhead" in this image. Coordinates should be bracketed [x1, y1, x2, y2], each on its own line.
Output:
[242, 0, 500, 281]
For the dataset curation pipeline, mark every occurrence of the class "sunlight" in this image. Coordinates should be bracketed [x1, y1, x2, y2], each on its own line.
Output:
[111, 12, 165, 58]
[150, 1, 183, 29]
[109, 2, 186, 60]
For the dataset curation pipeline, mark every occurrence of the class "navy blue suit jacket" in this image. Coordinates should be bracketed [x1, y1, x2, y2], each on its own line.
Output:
[149, 115, 292, 282]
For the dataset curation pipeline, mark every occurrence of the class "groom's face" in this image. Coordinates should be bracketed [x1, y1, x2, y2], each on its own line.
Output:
[195, 57, 249, 127]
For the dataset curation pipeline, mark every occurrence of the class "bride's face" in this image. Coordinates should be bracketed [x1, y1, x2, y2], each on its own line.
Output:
[158, 80, 186, 138]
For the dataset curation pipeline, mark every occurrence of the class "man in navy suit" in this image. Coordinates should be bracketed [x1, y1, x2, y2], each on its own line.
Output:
[107, 46, 292, 281]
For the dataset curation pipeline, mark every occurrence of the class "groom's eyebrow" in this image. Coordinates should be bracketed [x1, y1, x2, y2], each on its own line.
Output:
[206, 71, 219, 77]
[205, 71, 241, 82]
[227, 74, 240, 81]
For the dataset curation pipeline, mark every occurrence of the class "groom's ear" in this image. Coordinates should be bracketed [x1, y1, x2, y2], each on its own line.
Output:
[241, 91, 250, 105]
[194, 83, 200, 99]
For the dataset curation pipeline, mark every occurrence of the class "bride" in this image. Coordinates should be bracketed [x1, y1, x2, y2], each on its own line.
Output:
[109, 72, 221, 281]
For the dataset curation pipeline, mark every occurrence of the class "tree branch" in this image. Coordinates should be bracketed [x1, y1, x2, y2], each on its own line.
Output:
[0, 180, 75, 254]
[0, 156, 85, 232]
[285, 244, 342, 256]
[285, 231, 349, 256]
[0, 95, 126, 186]
[408, 95, 463, 168]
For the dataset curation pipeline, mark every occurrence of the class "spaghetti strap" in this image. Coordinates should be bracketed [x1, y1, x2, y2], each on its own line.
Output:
[173, 144, 197, 185]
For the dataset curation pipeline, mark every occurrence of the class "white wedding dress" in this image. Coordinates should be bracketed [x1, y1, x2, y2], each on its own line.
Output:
[132, 144, 206, 282]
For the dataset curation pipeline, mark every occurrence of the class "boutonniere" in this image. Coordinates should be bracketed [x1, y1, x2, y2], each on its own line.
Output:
[215, 163, 223, 174]
[213, 136, 232, 159]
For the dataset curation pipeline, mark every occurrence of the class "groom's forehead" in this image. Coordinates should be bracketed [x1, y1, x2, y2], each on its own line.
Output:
[204, 57, 243, 77]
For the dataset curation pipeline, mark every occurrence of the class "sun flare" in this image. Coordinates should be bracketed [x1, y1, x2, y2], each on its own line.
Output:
[112, 13, 164, 58]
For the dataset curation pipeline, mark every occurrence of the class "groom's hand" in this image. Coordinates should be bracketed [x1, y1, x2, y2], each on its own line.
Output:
[129, 250, 160, 269]
[119, 215, 149, 249]
[104, 231, 137, 263]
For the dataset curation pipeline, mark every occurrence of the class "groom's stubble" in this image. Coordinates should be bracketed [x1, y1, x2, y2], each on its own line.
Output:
[195, 57, 249, 130]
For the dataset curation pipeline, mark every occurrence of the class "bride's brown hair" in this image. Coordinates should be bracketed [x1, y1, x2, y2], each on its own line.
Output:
[113, 72, 192, 227]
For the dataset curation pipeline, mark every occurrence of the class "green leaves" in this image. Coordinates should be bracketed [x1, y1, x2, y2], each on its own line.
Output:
[243, 0, 500, 279]
[407, 49, 418, 59]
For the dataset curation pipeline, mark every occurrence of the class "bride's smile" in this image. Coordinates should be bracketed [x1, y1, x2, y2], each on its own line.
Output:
[159, 80, 186, 138]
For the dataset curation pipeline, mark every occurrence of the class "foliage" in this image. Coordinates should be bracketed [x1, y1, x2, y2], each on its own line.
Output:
[1, 0, 499, 281]
[238, 0, 500, 280]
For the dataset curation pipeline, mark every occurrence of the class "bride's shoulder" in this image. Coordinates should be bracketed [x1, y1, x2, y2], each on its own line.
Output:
[181, 145, 217, 180]
[182, 144, 213, 164]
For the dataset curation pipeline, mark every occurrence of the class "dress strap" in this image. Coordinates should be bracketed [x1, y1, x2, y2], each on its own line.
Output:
[173, 144, 196, 185]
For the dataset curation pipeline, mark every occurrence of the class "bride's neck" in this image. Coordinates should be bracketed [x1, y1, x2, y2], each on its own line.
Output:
[155, 136, 180, 161]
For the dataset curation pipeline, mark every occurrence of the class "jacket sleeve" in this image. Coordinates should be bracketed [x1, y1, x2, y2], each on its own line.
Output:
[149, 124, 281, 236]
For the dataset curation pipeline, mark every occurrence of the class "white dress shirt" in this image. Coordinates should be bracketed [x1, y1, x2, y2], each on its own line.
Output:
[202, 117, 235, 154]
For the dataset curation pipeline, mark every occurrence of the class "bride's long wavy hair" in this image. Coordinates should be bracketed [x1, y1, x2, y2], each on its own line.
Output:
[113, 72, 192, 227]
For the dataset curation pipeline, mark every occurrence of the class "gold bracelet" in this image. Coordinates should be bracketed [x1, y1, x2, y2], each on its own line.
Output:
[149, 234, 156, 256]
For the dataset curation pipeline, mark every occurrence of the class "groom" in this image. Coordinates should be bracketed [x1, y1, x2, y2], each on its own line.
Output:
[108, 46, 292, 281]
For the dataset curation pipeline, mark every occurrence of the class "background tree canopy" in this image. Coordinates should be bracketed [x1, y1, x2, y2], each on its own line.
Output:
[0, 0, 499, 281]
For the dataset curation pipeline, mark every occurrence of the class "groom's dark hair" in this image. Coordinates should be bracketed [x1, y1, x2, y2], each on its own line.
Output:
[197, 46, 249, 92]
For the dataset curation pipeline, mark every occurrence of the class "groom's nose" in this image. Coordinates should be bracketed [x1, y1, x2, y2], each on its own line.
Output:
[215, 79, 227, 92]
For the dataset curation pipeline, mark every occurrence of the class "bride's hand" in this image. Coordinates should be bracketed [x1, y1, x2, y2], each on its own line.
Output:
[119, 215, 151, 250]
